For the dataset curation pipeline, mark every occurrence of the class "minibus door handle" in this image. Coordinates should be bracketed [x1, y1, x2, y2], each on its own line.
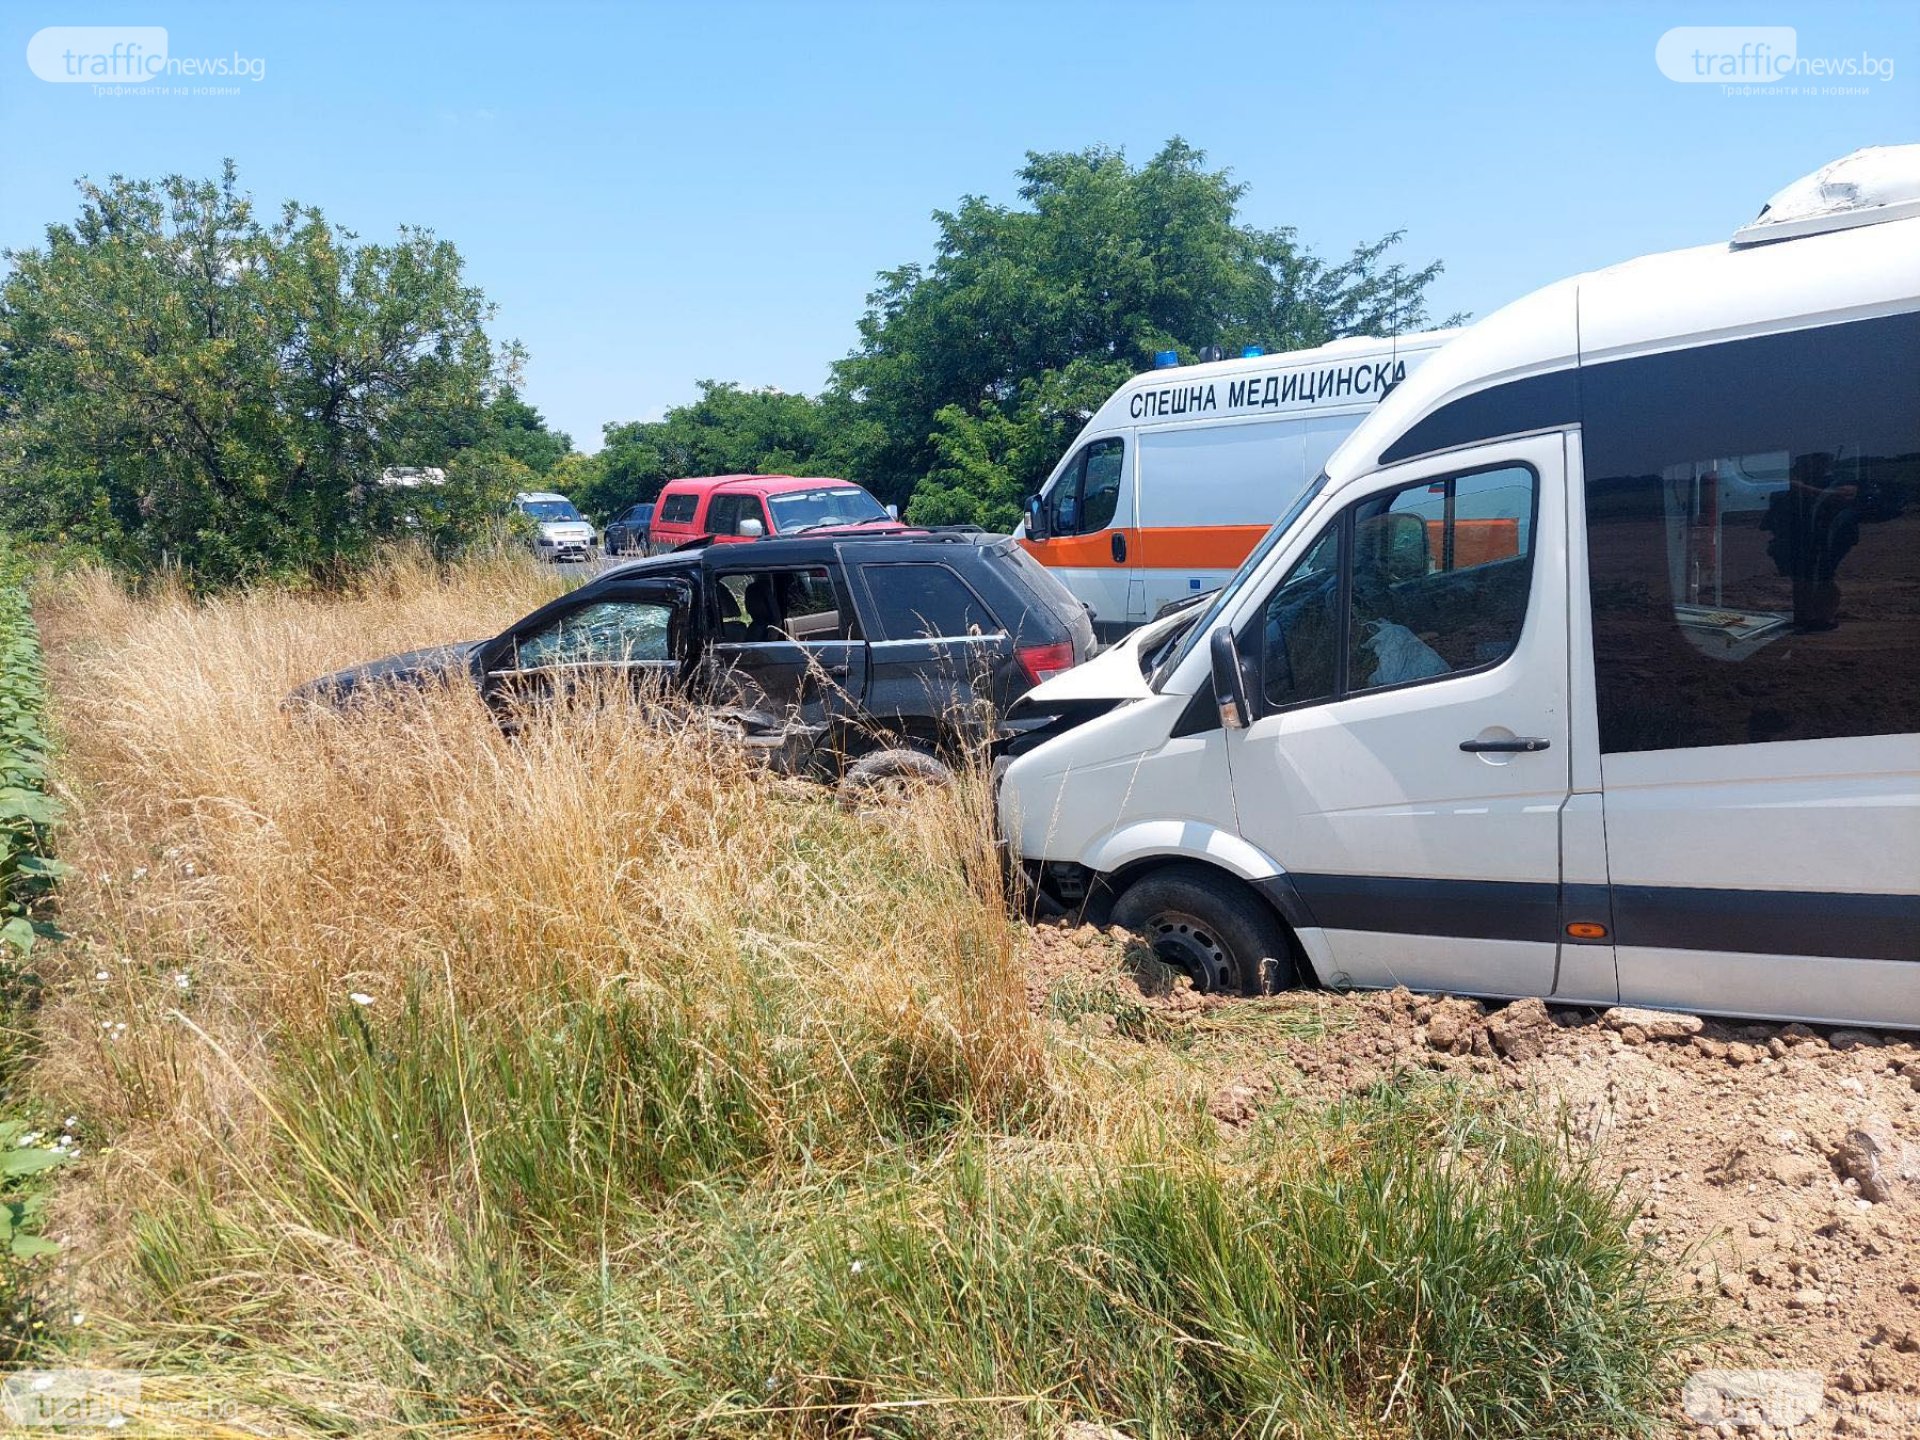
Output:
[1459, 736, 1552, 753]
[1110, 532, 1127, 563]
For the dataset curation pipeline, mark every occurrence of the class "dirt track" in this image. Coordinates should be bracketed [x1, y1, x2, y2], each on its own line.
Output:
[1026, 925, 1920, 1439]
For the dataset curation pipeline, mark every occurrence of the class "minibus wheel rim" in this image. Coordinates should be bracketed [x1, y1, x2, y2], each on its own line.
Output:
[1144, 913, 1235, 993]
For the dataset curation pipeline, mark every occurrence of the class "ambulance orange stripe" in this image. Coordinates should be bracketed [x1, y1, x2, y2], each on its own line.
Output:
[1020, 526, 1269, 571]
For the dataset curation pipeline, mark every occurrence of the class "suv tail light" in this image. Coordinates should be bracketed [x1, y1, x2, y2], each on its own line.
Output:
[1016, 641, 1076, 687]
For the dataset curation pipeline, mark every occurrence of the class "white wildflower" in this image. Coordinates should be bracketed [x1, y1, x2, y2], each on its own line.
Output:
[131, 867, 147, 882]
[93, 971, 110, 982]
[173, 972, 191, 990]
[16, 1132, 41, 1147]
[849, 1259, 864, 1274]
[349, 992, 374, 1007]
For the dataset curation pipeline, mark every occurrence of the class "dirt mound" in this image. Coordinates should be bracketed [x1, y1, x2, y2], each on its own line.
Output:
[1023, 924, 1920, 1438]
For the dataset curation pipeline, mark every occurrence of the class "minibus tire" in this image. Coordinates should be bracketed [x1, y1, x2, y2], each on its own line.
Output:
[1109, 865, 1294, 996]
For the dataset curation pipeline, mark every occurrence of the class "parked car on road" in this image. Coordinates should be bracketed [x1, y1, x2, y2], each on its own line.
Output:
[647, 474, 905, 551]
[295, 532, 1094, 782]
[603, 502, 654, 556]
[513, 491, 599, 562]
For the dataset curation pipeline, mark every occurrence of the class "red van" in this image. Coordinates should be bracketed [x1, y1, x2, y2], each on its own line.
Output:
[646, 474, 905, 551]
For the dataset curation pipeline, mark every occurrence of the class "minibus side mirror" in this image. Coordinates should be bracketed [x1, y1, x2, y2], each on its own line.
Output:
[1026, 494, 1050, 541]
[1209, 627, 1253, 730]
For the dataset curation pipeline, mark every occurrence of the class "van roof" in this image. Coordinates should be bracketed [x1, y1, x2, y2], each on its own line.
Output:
[1073, 328, 1460, 438]
[1328, 156, 1920, 486]
[1111, 329, 1459, 390]
[515, 491, 572, 504]
[1733, 144, 1920, 247]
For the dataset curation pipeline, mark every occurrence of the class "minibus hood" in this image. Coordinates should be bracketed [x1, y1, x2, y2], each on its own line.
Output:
[1021, 627, 1156, 706]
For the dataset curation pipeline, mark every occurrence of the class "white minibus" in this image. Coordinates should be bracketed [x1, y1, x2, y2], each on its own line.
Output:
[1000, 146, 1920, 1028]
[1015, 332, 1452, 638]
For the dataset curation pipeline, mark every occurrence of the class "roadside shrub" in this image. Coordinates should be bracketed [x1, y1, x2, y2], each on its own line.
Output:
[0, 548, 69, 1356]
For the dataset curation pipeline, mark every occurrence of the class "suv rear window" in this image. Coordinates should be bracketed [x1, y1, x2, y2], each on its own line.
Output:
[658, 493, 698, 524]
[861, 563, 1000, 640]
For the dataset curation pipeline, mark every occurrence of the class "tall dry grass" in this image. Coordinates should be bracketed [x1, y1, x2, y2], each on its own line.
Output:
[34, 544, 1042, 1178]
[21, 552, 1698, 1438]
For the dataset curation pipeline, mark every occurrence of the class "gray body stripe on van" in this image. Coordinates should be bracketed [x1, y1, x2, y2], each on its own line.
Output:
[1610, 885, 1919, 964]
[1255, 875, 1920, 962]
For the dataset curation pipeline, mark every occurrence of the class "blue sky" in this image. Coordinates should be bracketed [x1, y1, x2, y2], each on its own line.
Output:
[3, 1, 1915, 452]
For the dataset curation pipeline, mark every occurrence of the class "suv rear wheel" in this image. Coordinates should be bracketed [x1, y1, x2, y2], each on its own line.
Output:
[835, 747, 954, 811]
[1108, 864, 1295, 996]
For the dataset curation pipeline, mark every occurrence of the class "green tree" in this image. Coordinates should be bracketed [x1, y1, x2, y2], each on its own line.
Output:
[461, 390, 572, 478]
[0, 164, 513, 587]
[832, 138, 1450, 523]
[573, 381, 837, 520]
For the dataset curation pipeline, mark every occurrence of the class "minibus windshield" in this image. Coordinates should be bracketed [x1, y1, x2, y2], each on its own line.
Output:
[1149, 474, 1328, 690]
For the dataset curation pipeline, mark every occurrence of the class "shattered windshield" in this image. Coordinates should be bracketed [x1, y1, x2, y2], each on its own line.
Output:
[767, 487, 888, 532]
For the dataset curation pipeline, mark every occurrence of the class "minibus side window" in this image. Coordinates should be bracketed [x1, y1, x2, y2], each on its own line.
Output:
[1256, 526, 1342, 708]
[1248, 463, 1538, 710]
[1583, 312, 1920, 753]
[1347, 467, 1535, 692]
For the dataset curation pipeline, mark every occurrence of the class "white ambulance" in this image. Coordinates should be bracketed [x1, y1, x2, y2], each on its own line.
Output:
[1015, 333, 1453, 638]
[1000, 146, 1920, 1028]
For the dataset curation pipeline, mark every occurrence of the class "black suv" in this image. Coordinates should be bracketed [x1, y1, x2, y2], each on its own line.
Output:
[297, 533, 1094, 774]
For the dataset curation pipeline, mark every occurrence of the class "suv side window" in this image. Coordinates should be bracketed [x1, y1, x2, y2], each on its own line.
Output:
[1046, 438, 1126, 537]
[1250, 463, 1538, 710]
[860, 563, 1001, 640]
[713, 567, 854, 644]
[514, 599, 677, 668]
[658, 493, 697, 524]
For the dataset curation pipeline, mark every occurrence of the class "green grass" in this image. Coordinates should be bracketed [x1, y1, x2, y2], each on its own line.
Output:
[113, 1057, 1698, 1439]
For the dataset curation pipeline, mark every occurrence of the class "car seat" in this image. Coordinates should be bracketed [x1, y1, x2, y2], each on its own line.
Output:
[742, 575, 779, 644]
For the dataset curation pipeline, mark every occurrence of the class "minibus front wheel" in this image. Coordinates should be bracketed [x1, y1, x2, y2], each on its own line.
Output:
[1108, 863, 1294, 996]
